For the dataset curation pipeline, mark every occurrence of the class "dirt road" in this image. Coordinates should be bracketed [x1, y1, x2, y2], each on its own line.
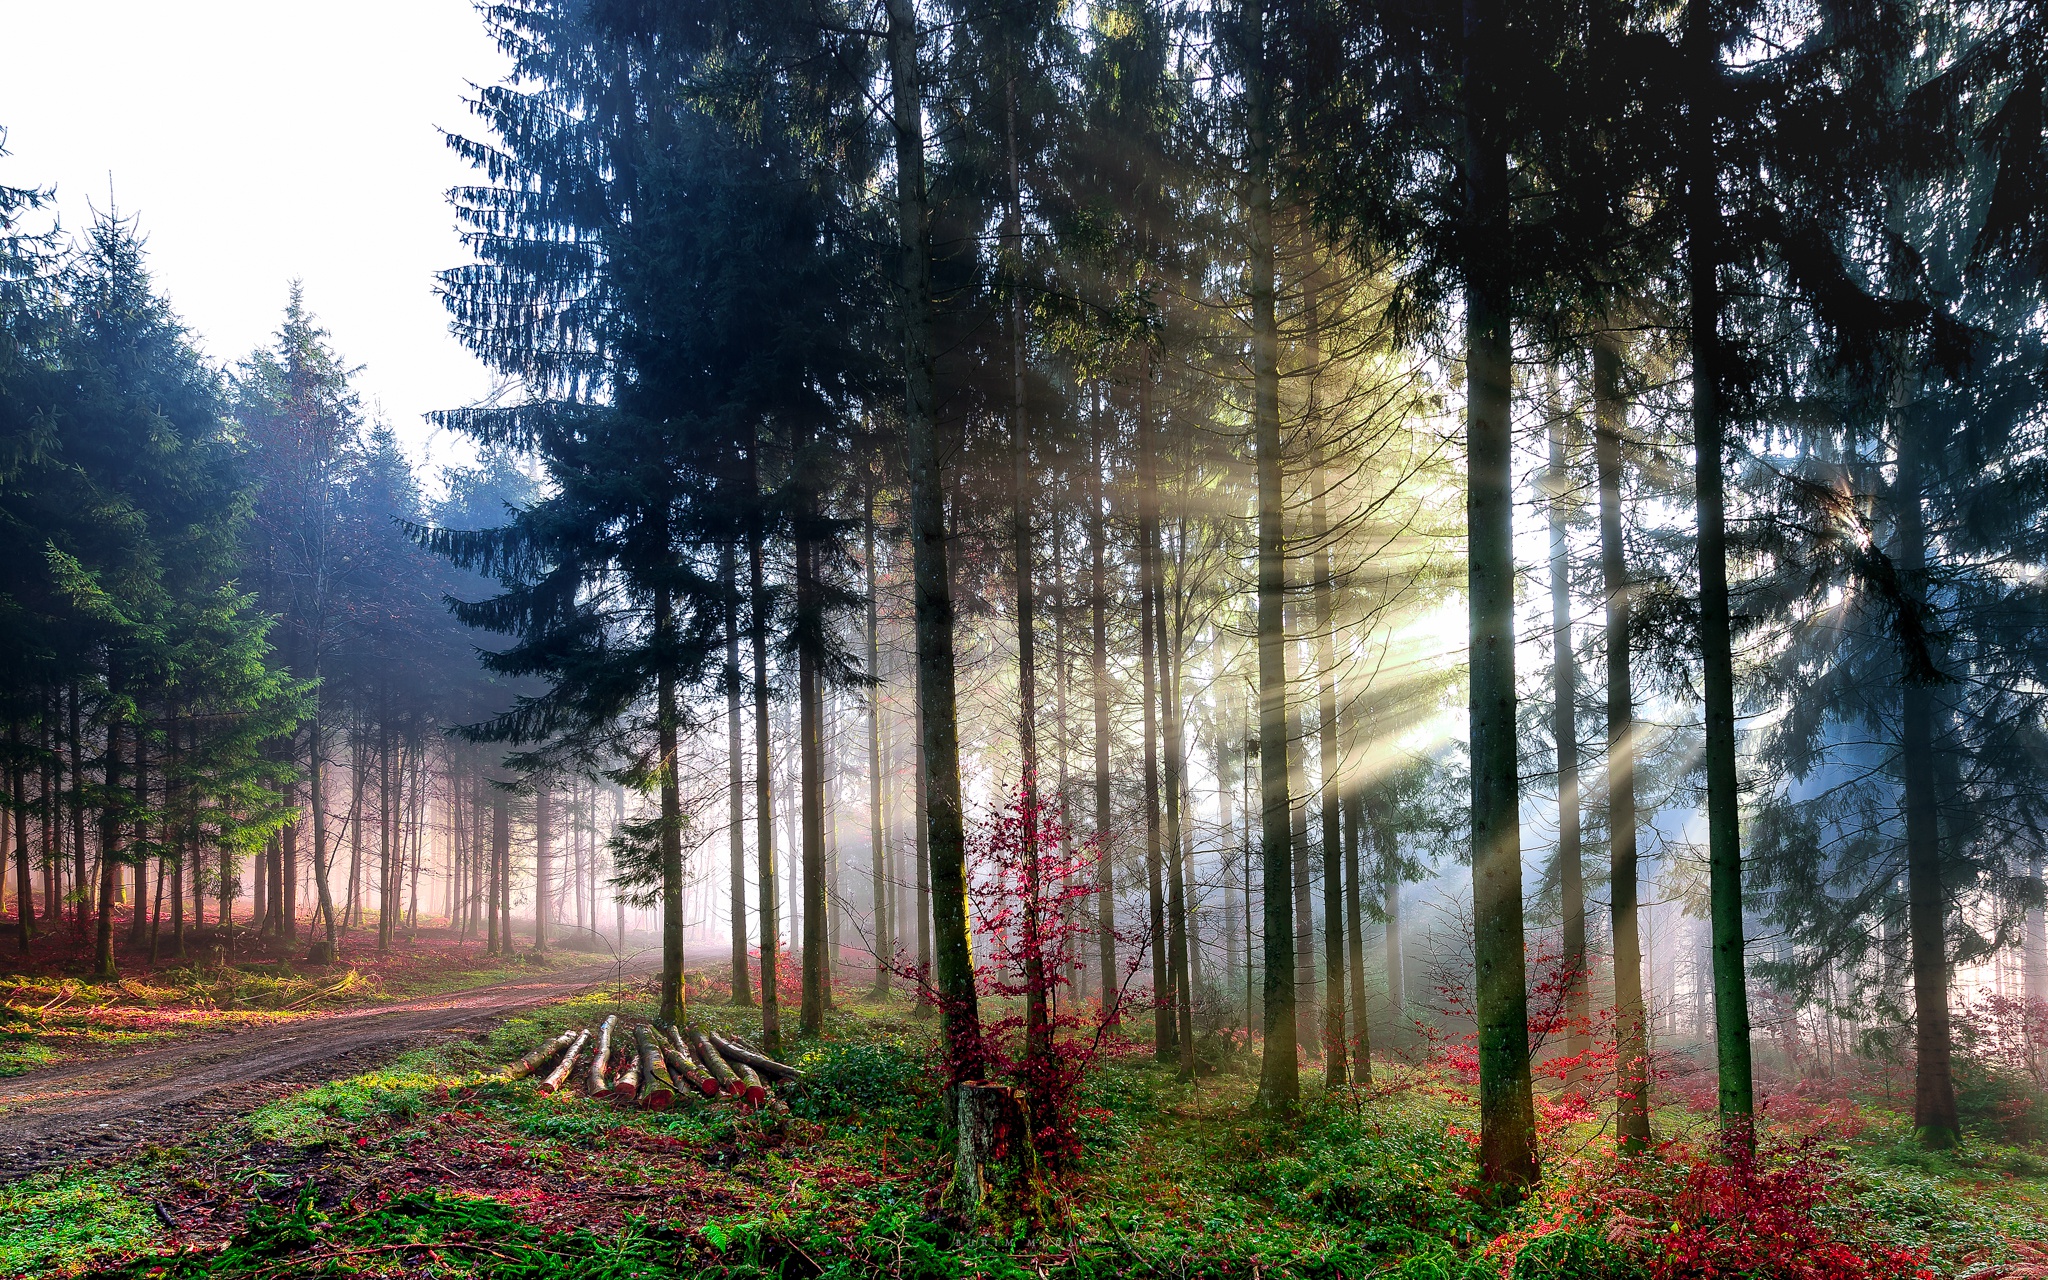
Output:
[0, 960, 644, 1181]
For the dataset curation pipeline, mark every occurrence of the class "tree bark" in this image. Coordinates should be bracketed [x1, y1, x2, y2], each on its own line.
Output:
[1685, 0, 1755, 1146]
[1139, 373, 1172, 1063]
[750, 457, 782, 1053]
[1897, 391, 1959, 1148]
[798, 455, 830, 1034]
[1308, 269, 1346, 1083]
[888, 0, 982, 1082]
[1464, 0, 1537, 1187]
[866, 481, 890, 997]
[1595, 337, 1651, 1153]
[94, 710, 121, 980]
[1548, 373, 1589, 1080]
[1247, 0, 1297, 1110]
[724, 542, 752, 1003]
[658, 579, 686, 1026]
[1089, 387, 1118, 1015]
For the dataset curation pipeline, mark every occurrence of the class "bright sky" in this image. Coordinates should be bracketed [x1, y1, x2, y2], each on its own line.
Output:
[0, 0, 513, 472]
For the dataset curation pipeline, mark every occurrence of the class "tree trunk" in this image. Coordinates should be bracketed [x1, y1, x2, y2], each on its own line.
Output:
[94, 712, 120, 980]
[1464, 0, 1537, 1187]
[535, 775, 552, 954]
[70, 685, 87, 938]
[798, 459, 830, 1035]
[1139, 375, 1171, 1063]
[750, 470, 783, 1054]
[1685, 0, 1754, 1146]
[1089, 387, 1118, 1016]
[10, 719, 29, 953]
[1595, 336, 1651, 1153]
[658, 580, 686, 1027]
[1247, 0, 1297, 1110]
[723, 542, 753, 1006]
[378, 708, 393, 953]
[1307, 265, 1346, 1083]
[888, 0, 982, 1082]
[310, 710, 338, 960]
[1342, 784, 1371, 1081]
[1002, 58, 1051, 1093]
[130, 724, 149, 946]
[1161, 536, 1195, 1077]
[1897, 388, 1959, 1149]
[866, 482, 890, 997]
[1549, 372, 1590, 1081]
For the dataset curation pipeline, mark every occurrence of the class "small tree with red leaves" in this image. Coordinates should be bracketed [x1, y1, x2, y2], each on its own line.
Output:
[895, 782, 1145, 1169]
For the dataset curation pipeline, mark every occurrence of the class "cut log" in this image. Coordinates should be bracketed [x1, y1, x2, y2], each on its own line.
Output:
[731, 1061, 769, 1110]
[660, 1026, 717, 1097]
[634, 1024, 675, 1111]
[588, 1014, 618, 1095]
[707, 1030, 804, 1083]
[537, 1028, 590, 1095]
[614, 1046, 640, 1104]
[686, 1027, 742, 1096]
[501, 1030, 575, 1081]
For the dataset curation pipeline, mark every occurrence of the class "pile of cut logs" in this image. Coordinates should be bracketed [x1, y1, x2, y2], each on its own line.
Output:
[498, 1016, 802, 1113]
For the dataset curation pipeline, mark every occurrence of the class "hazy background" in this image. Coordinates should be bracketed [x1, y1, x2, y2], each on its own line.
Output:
[0, 0, 512, 471]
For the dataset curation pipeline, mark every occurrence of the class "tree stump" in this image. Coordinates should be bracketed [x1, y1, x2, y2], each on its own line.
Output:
[944, 1082, 1044, 1224]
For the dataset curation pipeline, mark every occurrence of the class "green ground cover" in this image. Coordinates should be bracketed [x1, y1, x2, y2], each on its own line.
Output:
[6, 984, 2046, 1279]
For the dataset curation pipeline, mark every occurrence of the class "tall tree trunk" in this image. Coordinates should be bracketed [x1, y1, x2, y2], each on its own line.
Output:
[1089, 387, 1117, 1015]
[725, 541, 753, 1005]
[71, 685, 87, 937]
[798, 461, 830, 1036]
[1464, 0, 1537, 1187]
[1139, 373, 1172, 1063]
[535, 775, 552, 954]
[94, 711, 121, 980]
[1247, 0, 1297, 1109]
[888, 0, 981, 1083]
[1342, 784, 1371, 1080]
[488, 785, 505, 955]
[1314, 510, 1346, 1087]
[1595, 337, 1651, 1153]
[1288, 618, 1317, 1059]
[2027, 846, 2045, 1006]
[866, 483, 890, 998]
[1002, 56, 1051, 1091]
[1161, 543, 1195, 1077]
[1376, 795, 1402, 1015]
[1549, 374, 1589, 1079]
[751, 464, 783, 1054]
[129, 719, 149, 946]
[310, 710, 338, 956]
[1897, 392, 1959, 1148]
[377, 708, 393, 953]
[10, 718, 29, 953]
[1685, 0, 1754, 1145]
[658, 578, 686, 1025]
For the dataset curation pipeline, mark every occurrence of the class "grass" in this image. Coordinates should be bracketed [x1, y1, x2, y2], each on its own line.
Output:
[5, 978, 2048, 1278]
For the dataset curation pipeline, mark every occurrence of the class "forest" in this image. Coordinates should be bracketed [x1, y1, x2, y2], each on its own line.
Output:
[1, 0, 2047, 1275]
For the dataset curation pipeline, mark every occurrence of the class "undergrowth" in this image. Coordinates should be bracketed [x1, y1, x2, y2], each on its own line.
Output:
[3, 982, 2044, 1278]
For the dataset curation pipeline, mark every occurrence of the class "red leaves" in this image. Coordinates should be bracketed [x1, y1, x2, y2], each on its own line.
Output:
[1494, 1144, 1935, 1280]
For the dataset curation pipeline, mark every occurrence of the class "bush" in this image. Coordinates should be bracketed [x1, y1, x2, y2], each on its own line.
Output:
[1952, 1056, 2048, 1145]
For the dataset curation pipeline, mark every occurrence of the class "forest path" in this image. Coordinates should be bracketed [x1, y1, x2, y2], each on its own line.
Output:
[0, 958, 651, 1181]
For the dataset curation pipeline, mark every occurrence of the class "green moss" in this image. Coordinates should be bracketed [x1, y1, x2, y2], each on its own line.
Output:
[0, 1173, 158, 1275]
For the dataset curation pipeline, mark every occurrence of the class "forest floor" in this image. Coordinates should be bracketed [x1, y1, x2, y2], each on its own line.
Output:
[0, 923, 633, 1081]
[6, 973, 2048, 1279]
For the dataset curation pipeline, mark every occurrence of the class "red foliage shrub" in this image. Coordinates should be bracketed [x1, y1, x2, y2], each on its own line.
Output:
[1493, 1143, 1932, 1280]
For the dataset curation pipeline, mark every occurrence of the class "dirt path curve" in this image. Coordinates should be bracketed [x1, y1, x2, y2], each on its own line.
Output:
[0, 960, 648, 1181]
